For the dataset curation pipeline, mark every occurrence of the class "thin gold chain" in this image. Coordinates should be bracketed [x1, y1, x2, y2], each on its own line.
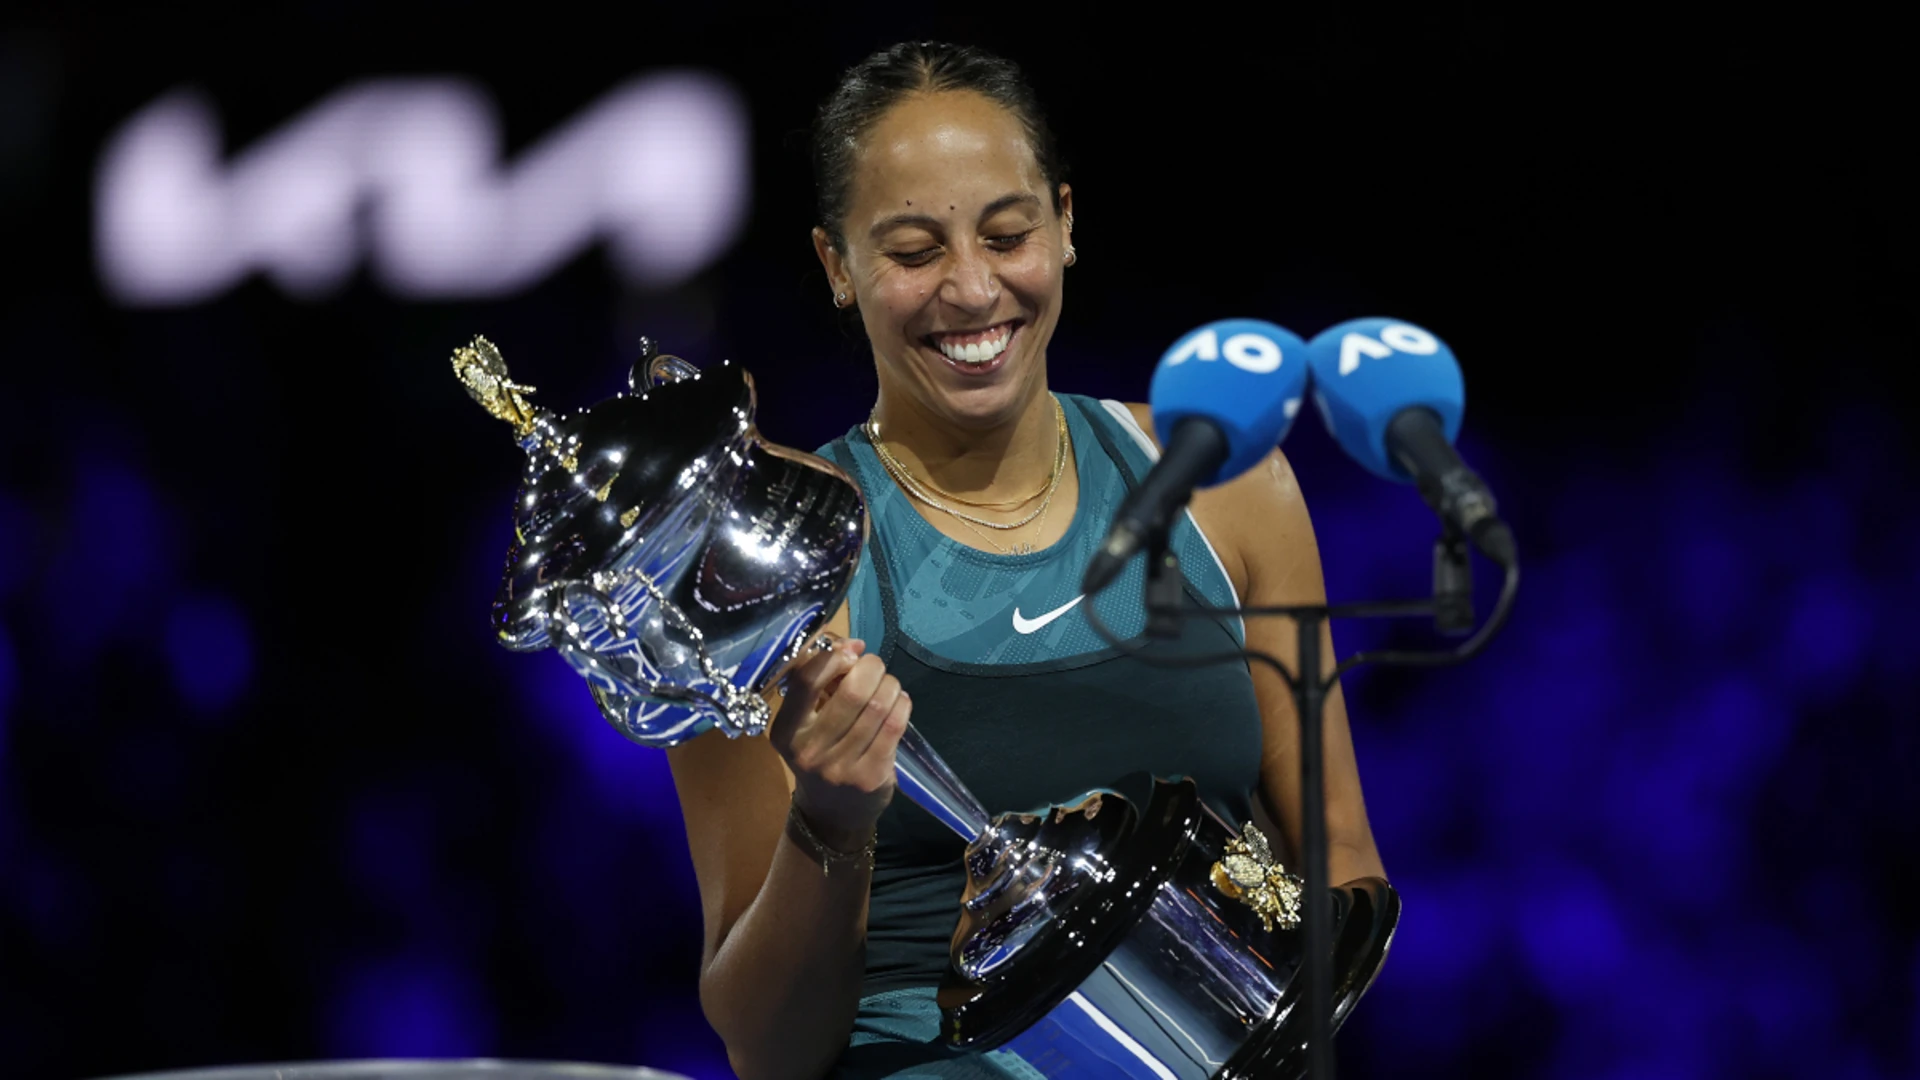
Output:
[869, 396, 1070, 554]
[939, 505, 1022, 555]
[1015, 468, 1061, 555]
[868, 397, 1067, 532]
[904, 477, 1060, 556]
[868, 397, 1064, 516]
[868, 413, 1055, 510]
[874, 440, 1061, 533]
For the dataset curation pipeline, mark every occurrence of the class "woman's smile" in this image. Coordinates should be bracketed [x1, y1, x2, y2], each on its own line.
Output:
[923, 319, 1023, 376]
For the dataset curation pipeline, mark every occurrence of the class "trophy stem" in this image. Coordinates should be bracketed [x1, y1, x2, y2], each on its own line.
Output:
[894, 722, 989, 842]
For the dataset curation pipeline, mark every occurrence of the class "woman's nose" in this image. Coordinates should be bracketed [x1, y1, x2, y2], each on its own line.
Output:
[938, 242, 998, 312]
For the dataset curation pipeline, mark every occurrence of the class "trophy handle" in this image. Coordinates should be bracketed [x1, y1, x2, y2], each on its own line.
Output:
[646, 353, 702, 387]
[896, 722, 990, 843]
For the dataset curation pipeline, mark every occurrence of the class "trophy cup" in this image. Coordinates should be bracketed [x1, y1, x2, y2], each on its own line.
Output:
[456, 337, 1399, 1078]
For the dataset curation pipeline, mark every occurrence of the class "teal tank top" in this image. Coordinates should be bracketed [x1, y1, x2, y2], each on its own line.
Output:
[817, 394, 1265, 1002]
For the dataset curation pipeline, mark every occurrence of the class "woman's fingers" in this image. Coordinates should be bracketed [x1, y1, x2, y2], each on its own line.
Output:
[769, 641, 863, 752]
[773, 640, 908, 838]
[777, 636, 864, 700]
[792, 639, 856, 691]
[789, 655, 896, 774]
[853, 690, 912, 789]
[838, 679, 909, 784]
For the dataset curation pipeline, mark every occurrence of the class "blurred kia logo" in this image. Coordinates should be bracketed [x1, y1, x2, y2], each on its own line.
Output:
[94, 73, 750, 305]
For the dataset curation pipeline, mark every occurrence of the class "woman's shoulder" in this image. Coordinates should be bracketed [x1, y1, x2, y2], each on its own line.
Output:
[1051, 394, 1158, 457]
[1095, 399, 1316, 601]
[1116, 400, 1156, 446]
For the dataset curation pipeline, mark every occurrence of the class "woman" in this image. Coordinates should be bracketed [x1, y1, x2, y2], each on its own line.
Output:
[663, 42, 1387, 1080]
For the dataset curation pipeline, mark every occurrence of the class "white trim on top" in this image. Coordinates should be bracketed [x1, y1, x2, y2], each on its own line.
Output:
[1098, 399, 1244, 613]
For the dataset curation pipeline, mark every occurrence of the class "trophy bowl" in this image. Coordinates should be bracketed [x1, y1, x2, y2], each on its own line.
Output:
[457, 336, 866, 746]
[458, 338, 1399, 1078]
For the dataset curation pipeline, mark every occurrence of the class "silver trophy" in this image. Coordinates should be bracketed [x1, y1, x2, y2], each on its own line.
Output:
[457, 338, 1398, 1078]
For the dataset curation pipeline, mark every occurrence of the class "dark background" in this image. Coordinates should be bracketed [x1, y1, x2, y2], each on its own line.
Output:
[2, 5, 1915, 1079]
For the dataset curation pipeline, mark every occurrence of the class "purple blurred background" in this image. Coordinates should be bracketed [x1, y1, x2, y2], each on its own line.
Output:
[1, 6, 1914, 1079]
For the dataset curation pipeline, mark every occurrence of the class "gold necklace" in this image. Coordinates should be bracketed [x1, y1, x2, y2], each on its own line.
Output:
[867, 396, 1064, 512]
[915, 473, 1062, 556]
[874, 435, 1062, 532]
[869, 424, 1053, 510]
[868, 398, 1067, 532]
[869, 397, 1070, 553]
[1012, 470, 1061, 555]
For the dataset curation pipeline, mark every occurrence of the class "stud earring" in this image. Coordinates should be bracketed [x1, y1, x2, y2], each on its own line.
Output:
[835, 291, 848, 307]
[1063, 244, 1077, 267]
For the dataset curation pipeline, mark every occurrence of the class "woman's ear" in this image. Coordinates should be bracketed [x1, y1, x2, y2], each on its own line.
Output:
[812, 227, 851, 307]
[1058, 185, 1076, 267]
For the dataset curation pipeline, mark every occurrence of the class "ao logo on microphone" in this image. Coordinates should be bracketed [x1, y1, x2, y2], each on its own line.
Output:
[1335, 322, 1441, 375]
[1163, 325, 1287, 374]
[95, 73, 750, 306]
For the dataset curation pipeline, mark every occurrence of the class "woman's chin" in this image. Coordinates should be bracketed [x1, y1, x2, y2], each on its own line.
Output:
[919, 363, 1035, 429]
[885, 328, 1047, 429]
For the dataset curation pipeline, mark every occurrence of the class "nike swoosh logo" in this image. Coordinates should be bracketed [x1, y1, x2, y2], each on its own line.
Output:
[1012, 595, 1085, 634]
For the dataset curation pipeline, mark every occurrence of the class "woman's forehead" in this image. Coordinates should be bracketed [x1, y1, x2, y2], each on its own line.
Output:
[852, 91, 1045, 218]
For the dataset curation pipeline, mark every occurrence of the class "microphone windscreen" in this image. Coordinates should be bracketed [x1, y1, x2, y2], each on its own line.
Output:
[1149, 319, 1309, 487]
[1304, 317, 1464, 482]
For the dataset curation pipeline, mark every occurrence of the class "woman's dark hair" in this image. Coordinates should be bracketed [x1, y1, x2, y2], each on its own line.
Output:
[811, 42, 1068, 253]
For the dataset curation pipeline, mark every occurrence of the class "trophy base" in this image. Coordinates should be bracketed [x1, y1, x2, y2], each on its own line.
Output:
[941, 778, 1401, 1079]
[1214, 877, 1400, 1079]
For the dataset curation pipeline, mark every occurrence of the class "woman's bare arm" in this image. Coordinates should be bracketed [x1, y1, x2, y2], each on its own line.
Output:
[1127, 403, 1387, 885]
[664, 606, 910, 1080]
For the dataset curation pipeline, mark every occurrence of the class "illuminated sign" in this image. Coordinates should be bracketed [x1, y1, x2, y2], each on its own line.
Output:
[95, 73, 750, 305]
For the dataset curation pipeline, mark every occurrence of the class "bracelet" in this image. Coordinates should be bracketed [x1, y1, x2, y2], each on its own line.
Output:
[786, 801, 877, 878]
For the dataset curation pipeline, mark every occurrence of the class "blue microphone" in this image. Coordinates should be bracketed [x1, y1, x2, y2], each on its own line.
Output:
[1304, 317, 1515, 567]
[1083, 319, 1308, 594]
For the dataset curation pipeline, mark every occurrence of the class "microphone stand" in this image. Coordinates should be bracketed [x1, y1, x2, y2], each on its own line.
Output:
[1129, 524, 1517, 1079]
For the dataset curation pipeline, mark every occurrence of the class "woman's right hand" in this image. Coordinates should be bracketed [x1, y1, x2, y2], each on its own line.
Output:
[768, 637, 911, 851]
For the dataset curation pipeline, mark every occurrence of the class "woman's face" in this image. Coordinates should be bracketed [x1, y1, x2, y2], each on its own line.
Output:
[816, 90, 1071, 431]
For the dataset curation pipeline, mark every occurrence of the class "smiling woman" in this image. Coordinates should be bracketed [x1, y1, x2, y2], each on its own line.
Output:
[661, 42, 1387, 1080]
[816, 69, 1070, 443]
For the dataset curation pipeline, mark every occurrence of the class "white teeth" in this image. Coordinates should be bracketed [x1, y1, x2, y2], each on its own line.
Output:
[938, 326, 1011, 365]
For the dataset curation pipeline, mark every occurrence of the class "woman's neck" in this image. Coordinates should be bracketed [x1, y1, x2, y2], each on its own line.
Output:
[868, 384, 1060, 503]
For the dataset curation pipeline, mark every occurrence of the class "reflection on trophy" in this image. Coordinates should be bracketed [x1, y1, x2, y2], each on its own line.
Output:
[456, 335, 865, 745]
[456, 336, 1398, 1078]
